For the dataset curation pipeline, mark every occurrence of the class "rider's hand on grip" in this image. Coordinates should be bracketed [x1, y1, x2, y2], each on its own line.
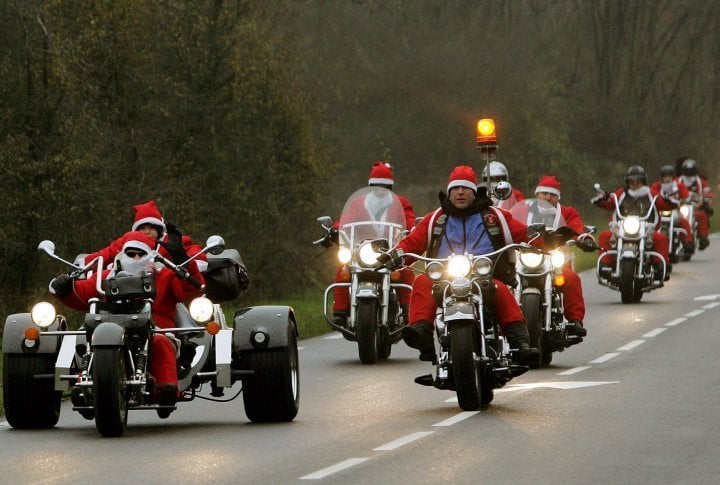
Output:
[50, 274, 74, 297]
[374, 249, 404, 271]
[161, 223, 190, 264]
[576, 234, 597, 253]
[329, 227, 339, 244]
[590, 191, 610, 204]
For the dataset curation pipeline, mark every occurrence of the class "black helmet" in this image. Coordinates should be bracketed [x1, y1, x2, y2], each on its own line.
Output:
[625, 165, 647, 186]
[660, 165, 675, 177]
[680, 158, 698, 177]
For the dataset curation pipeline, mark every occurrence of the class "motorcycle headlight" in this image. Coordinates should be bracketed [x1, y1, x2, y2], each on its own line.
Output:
[519, 251, 544, 269]
[473, 257, 493, 277]
[550, 250, 566, 269]
[337, 247, 352, 265]
[426, 261, 444, 281]
[622, 216, 641, 236]
[358, 242, 380, 266]
[680, 205, 691, 218]
[448, 255, 471, 277]
[189, 297, 214, 323]
[31, 302, 56, 328]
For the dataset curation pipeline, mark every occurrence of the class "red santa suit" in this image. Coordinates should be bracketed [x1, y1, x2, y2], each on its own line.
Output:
[679, 173, 713, 241]
[649, 179, 693, 246]
[333, 162, 416, 314]
[52, 232, 204, 395]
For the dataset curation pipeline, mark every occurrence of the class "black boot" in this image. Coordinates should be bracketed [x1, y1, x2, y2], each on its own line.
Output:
[503, 322, 540, 367]
[699, 237, 710, 250]
[401, 320, 436, 361]
[332, 311, 348, 327]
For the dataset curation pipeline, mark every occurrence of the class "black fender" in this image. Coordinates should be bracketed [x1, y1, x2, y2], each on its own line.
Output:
[232, 305, 298, 352]
[2, 313, 63, 354]
[91, 321, 126, 347]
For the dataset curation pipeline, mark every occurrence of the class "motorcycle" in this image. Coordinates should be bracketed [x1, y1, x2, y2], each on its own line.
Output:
[593, 184, 666, 303]
[2, 236, 300, 436]
[391, 243, 532, 410]
[509, 198, 595, 367]
[678, 197, 699, 261]
[659, 201, 687, 264]
[314, 186, 412, 364]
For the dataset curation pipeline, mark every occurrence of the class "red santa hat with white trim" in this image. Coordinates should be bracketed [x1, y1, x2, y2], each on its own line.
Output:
[131, 200, 166, 236]
[368, 161, 395, 187]
[447, 165, 478, 193]
[535, 175, 562, 198]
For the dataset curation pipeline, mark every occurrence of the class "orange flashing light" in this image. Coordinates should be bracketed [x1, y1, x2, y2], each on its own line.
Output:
[25, 327, 40, 341]
[390, 270, 402, 282]
[553, 274, 566, 287]
[476, 118, 497, 145]
[206, 321, 221, 335]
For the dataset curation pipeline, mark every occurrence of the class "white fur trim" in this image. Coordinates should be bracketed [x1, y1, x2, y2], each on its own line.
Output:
[121, 239, 154, 255]
[368, 177, 394, 186]
[447, 180, 477, 192]
[535, 186, 561, 197]
[132, 217, 166, 232]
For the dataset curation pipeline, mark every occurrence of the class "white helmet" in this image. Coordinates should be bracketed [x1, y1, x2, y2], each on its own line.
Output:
[481, 161, 508, 182]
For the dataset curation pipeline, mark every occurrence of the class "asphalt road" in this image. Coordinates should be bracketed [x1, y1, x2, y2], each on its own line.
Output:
[2, 237, 720, 484]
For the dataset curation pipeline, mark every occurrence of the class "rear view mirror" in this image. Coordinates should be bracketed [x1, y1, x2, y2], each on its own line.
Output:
[38, 240, 56, 256]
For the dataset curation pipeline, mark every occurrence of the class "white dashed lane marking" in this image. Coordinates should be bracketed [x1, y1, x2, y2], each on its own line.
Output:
[300, 458, 370, 480]
[617, 340, 645, 351]
[373, 431, 434, 451]
[589, 352, 620, 364]
[432, 411, 480, 427]
[643, 328, 667, 338]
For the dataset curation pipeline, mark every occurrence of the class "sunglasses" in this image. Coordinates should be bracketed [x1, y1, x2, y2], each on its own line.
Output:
[125, 249, 147, 258]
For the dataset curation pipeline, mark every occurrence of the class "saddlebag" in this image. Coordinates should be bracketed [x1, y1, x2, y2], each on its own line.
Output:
[205, 249, 246, 302]
[102, 273, 156, 300]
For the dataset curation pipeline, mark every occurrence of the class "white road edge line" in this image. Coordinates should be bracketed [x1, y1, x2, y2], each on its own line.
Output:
[557, 366, 592, 376]
[299, 458, 370, 480]
[702, 302, 720, 309]
[373, 431, 435, 451]
[589, 352, 620, 364]
[617, 340, 645, 351]
[665, 317, 687, 327]
[433, 411, 480, 427]
[684, 309, 705, 317]
[643, 328, 667, 338]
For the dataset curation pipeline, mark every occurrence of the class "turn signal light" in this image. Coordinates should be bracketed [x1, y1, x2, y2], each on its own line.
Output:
[390, 270, 402, 282]
[553, 274, 566, 287]
[24, 327, 40, 341]
[206, 321, 221, 335]
[476, 118, 497, 145]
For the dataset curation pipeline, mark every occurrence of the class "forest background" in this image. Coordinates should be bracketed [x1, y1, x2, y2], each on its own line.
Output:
[2, 0, 719, 331]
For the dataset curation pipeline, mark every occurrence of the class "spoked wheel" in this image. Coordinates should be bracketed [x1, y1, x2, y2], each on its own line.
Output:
[450, 320, 488, 410]
[3, 353, 62, 429]
[356, 299, 379, 365]
[520, 292, 545, 368]
[242, 321, 300, 422]
[93, 346, 129, 437]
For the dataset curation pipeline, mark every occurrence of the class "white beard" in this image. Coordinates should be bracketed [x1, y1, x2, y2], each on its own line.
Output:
[627, 186, 651, 199]
[114, 253, 154, 276]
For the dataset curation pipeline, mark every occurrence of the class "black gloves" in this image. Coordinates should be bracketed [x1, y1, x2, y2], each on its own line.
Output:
[319, 227, 339, 248]
[162, 223, 190, 263]
[590, 192, 610, 204]
[50, 275, 74, 297]
[544, 226, 577, 249]
[238, 266, 250, 291]
[576, 235, 598, 253]
[374, 249, 405, 270]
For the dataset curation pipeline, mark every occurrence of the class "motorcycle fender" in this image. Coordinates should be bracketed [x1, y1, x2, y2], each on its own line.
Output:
[91, 322, 125, 347]
[356, 282, 378, 299]
[232, 305, 297, 352]
[521, 287, 542, 296]
[620, 250, 636, 260]
[2, 313, 61, 354]
[443, 301, 476, 322]
[55, 334, 82, 391]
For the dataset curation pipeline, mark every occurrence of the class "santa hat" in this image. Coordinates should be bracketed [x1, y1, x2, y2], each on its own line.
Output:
[447, 165, 478, 192]
[368, 161, 394, 187]
[131, 200, 166, 235]
[121, 231, 156, 255]
[535, 175, 562, 197]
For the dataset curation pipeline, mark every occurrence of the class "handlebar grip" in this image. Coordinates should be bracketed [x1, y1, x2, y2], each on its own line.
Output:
[186, 275, 203, 289]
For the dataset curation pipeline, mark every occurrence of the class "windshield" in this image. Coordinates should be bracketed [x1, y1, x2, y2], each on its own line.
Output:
[338, 186, 406, 249]
[509, 198, 567, 230]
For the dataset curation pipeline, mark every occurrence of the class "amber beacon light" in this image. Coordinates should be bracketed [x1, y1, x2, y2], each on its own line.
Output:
[476, 118, 497, 145]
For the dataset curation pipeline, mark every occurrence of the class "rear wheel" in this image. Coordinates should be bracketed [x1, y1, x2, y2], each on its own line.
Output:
[356, 299, 379, 365]
[520, 292, 544, 369]
[93, 347, 128, 437]
[3, 353, 61, 429]
[242, 322, 300, 422]
[450, 321, 486, 410]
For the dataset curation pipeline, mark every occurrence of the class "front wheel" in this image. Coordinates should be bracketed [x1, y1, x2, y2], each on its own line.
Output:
[3, 353, 61, 429]
[520, 292, 545, 368]
[242, 322, 300, 422]
[450, 321, 487, 410]
[619, 259, 638, 304]
[356, 299, 379, 364]
[93, 347, 128, 437]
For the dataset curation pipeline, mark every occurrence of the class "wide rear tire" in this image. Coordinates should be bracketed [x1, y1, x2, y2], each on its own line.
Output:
[450, 321, 486, 410]
[356, 299, 379, 365]
[3, 353, 61, 429]
[93, 347, 128, 437]
[520, 292, 545, 368]
[242, 322, 300, 422]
